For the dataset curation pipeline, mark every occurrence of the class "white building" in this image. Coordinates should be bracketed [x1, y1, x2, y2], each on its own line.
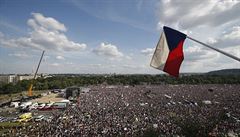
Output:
[0, 75, 17, 84]
[0, 74, 46, 84]
[16, 75, 35, 81]
[0, 75, 9, 83]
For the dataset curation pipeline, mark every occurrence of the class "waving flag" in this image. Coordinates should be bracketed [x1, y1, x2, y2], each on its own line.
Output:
[150, 26, 187, 77]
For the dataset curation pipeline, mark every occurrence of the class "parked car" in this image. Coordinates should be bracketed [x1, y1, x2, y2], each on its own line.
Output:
[29, 103, 39, 110]
[19, 102, 32, 109]
[0, 117, 5, 122]
[34, 115, 44, 122]
[17, 113, 32, 122]
[41, 102, 54, 110]
[10, 102, 20, 108]
[11, 117, 18, 122]
[37, 103, 46, 110]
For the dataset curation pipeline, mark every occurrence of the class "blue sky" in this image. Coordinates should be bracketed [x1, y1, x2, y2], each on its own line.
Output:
[0, 0, 239, 74]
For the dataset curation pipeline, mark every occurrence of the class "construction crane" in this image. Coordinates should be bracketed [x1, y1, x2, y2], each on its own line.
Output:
[28, 50, 45, 97]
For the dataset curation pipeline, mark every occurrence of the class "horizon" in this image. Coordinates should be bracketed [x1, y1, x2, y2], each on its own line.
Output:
[0, 0, 240, 74]
[1, 68, 240, 75]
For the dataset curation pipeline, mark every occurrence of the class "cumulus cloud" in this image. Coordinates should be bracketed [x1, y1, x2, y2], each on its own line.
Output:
[223, 26, 240, 39]
[140, 48, 155, 56]
[157, 0, 240, 30]
[181, 46, 240, 72]
[92, 43, 124, 59]
[0, 13, 86, 51]
[154, 0, 240, 72]
[222, 45, 240, 58]
[209, 26, 240, 48]
[28, 13, 67, 32]
[184, 45, 218, 61]
[207, 37, 218, 44]
[56, 55, 65, 60]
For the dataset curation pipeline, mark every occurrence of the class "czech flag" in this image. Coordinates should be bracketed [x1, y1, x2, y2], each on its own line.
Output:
[150, 26, 187, 77]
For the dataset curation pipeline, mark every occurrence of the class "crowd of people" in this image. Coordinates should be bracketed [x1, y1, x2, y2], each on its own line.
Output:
[4, 84, 240, 136]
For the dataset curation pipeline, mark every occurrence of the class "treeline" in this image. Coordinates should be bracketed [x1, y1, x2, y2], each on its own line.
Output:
[0, 74, 240, 94]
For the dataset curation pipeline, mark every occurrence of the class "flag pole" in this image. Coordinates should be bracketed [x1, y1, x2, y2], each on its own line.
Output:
[187, 36, 240, 62]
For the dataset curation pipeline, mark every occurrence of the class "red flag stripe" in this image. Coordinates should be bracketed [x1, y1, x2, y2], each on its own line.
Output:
[163, 40, 184, 77]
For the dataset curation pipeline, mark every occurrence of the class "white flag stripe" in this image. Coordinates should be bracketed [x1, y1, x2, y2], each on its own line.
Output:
[150, 32, 170, 70]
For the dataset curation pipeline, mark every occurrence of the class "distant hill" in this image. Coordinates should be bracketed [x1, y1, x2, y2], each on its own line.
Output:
[206, 69, 240, 75]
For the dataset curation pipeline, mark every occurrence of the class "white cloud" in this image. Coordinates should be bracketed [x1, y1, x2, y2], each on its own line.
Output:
[1, 2, 239, 74]
[184, 45, 218, 61]
[210, 26, 240, 48]
[8, 52, 30, 58]
[50, 63, 60, 67]
[28, 13, 67, 32]
[0, 13, 87, 52]
[56, 55, 65, 60]
[207, 37, 217, 44]
[154, 0, 240, 73]
[140, 48, 155, 56]
[223, 26, 240, 40]
[92, 43, 124, 59]
[223, 45, 240, 58]
[125, 55, 132, 60]
[180, 44, 240, 72]
[157, 0, 240, 30]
